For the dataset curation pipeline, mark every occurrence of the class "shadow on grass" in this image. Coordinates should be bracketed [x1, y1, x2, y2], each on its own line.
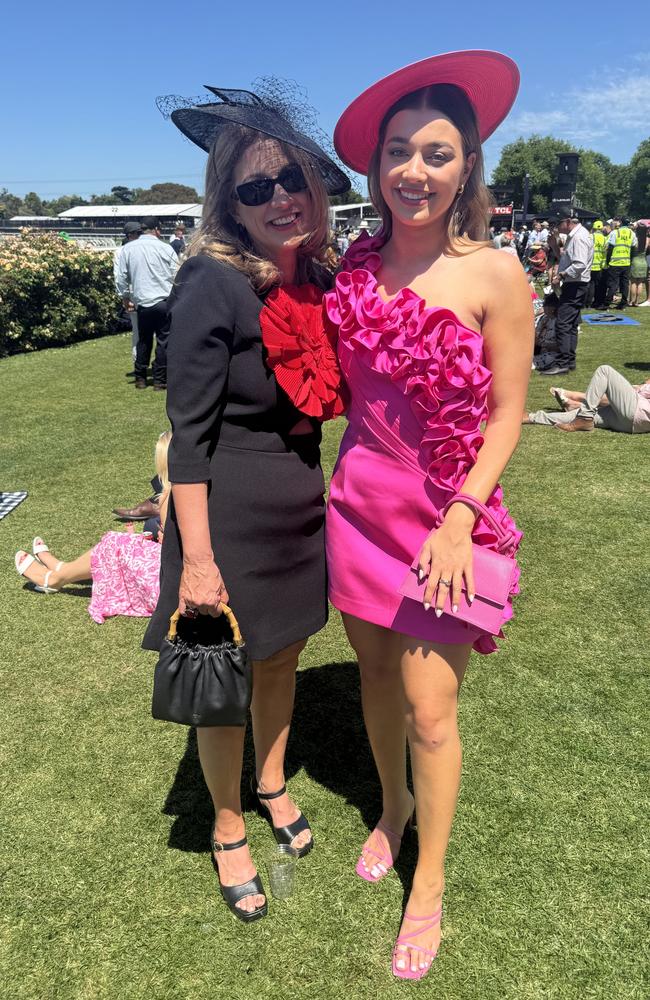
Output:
[623, 361, 650, 370]
[161, 661, 418, 895]
[20, 582, 93, 599]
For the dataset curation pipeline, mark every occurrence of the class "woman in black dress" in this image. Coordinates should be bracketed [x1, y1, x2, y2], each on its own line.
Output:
[144, 86, 349, 921]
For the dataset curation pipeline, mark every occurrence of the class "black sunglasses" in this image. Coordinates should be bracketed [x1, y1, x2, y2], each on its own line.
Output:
[235, 163, 308, 207]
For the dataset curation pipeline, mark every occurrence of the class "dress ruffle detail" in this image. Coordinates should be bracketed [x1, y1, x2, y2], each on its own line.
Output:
[325, 233, 522, 653]
[260, 283, 348, 421]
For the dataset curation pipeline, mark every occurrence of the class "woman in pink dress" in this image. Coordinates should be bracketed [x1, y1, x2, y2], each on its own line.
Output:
[325, 52, 533, 979]
[14, 432, 171, 623]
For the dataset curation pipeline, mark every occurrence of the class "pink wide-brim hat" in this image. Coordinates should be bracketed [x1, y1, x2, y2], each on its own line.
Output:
[334, 50, 520, 175]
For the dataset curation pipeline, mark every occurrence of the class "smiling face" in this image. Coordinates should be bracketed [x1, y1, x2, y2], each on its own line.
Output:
[378, 107, 476, 233]
[232, 138, 313, 262]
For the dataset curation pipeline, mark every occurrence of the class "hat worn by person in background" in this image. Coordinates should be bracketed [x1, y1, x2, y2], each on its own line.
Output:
[124, 221, 142, 235]
[333, 49, 519, 174]
[555, 207, 578, 223]
[141, 217, 161, 232]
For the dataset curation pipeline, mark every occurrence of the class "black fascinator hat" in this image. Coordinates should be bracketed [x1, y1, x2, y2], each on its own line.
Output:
[157, 80, 351, 197]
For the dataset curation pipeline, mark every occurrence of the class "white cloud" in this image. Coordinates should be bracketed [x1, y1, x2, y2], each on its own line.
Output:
[499, 62, 650, 145]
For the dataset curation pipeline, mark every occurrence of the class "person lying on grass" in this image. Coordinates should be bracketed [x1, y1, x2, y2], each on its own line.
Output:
[14, 431, 170, 623]
[523, 366, 650, 433]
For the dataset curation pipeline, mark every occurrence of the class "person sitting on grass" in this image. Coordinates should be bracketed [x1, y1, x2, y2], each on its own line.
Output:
[523, 366, 650, 433]
[532, 293, 558, 371]
[14, 432, 171, 622]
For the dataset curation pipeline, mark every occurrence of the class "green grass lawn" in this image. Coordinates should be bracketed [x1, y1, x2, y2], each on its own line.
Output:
[1, 314, 648, 1000]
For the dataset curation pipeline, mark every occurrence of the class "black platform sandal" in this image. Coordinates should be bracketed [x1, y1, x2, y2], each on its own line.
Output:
[252, 778, 314, 858]
[211, 832, 268, 923]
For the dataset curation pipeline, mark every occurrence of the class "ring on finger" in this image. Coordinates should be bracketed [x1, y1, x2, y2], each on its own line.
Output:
[439, 578, 452, 587]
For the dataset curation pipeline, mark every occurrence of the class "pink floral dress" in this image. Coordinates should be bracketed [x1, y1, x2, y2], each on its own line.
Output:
[324, 234, 522, 654]
[87, 531, 161, 624]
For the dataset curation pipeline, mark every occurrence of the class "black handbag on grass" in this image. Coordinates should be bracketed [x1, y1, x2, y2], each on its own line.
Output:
[151, 605, 252, 727]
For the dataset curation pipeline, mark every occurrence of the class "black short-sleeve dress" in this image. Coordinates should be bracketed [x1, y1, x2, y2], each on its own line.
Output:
[142, 254, 328, 660]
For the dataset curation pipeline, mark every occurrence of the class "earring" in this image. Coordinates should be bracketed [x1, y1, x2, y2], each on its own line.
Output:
[457, 183, 465, 195]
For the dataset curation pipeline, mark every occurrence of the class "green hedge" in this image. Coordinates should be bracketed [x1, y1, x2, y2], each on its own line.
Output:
[0, 230, 121, 357]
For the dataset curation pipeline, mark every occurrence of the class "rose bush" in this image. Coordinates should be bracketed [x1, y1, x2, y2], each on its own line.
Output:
[0, 230, 120, 357]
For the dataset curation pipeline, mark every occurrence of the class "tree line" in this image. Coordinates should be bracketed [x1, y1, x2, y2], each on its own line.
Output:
[2, 137, 648, 221]
[491, 135, 650, 217]
[0, 183, 201, 220]
[0, 181, 367, 220]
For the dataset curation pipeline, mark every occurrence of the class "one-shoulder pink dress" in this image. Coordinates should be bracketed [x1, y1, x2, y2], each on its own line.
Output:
[324, 234, 522, 654]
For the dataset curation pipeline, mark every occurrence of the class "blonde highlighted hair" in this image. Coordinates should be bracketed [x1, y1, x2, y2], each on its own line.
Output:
[154, 430, 172, 502]
[188, 124, 331, 292]
[367, 84, 494, 253]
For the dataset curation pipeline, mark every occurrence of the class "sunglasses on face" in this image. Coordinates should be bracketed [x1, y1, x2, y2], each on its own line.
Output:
[234, 163, 308, 207]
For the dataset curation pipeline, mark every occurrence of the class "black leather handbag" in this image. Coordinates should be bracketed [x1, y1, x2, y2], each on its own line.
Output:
[151, 605, 252, 727]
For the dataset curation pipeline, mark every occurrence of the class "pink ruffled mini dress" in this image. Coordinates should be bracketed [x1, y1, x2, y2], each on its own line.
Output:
[324, 234, 522, 654]
[87, 531, 161, 625]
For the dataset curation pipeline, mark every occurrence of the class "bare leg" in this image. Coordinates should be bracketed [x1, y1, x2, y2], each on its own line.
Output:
[343, 614, 414, 877]
[396, 637, 470, 975]
[20, 551, 92, 588]
[196, 726, 265, 914]
[250, 640, 311, 851]
[557, 388, 611, 406]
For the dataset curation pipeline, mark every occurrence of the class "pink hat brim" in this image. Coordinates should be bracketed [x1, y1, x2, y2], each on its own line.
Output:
[334, 50, 520, 175]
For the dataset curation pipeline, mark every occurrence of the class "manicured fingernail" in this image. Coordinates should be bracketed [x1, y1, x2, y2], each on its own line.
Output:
[435, 608, 443, 618]
[452, 604, 458, 613]
[468, 594, 475, 603]
[397, 961, 405, 970]
[424, 602, 430, 610]
[418, 569, 424, 582]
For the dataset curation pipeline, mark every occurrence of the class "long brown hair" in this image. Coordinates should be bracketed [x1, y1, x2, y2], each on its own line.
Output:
[367, 84, 494, 252]
[188, 123, 331, 292]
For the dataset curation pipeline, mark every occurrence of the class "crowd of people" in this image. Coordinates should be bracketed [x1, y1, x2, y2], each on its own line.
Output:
[10, 47, 648, 983]
[491, 216, 649, 310]
[490, 213, 649, 396]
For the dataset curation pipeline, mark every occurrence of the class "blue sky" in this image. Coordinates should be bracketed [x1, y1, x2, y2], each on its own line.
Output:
[2, 0, 648, 200]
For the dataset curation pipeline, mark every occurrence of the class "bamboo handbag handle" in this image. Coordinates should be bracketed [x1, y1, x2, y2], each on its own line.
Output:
[166, 604, 244, 646]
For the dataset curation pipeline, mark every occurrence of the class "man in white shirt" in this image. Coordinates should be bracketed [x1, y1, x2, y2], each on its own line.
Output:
[115, 217, 177, 389]
[113, 221, 142, 365]
[540, 209, 593, 376]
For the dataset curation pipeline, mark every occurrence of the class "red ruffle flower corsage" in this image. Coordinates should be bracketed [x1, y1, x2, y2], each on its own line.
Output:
[259, 283, 348, 421]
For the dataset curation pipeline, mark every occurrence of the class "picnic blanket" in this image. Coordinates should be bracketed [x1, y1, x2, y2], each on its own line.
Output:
[582, 314, 641, 326]
[0, 492, 28, 521]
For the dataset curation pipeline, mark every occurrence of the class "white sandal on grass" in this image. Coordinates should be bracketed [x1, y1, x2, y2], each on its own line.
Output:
[15, 550, 61, 593]
[32, 536, 50, 559]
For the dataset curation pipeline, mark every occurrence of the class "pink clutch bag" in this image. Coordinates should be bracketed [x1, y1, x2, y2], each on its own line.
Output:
[398, 493, 518, 636]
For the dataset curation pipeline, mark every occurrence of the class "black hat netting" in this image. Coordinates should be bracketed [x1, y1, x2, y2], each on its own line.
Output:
[156, 77, 351, 196]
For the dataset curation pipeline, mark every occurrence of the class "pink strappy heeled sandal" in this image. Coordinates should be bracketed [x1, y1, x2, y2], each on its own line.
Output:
[355, 813, 415, 883]
[392, 906, 442, 980]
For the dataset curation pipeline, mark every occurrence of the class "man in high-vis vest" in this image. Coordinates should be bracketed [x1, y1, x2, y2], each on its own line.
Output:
[589, 220, 608, 309]
[606, 217, 637, 309]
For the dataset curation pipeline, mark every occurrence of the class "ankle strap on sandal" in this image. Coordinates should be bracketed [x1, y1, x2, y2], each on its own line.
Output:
[256, 783, 287, 801]
[211, 834, 248, 853]
[403, 906, 442, 924]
